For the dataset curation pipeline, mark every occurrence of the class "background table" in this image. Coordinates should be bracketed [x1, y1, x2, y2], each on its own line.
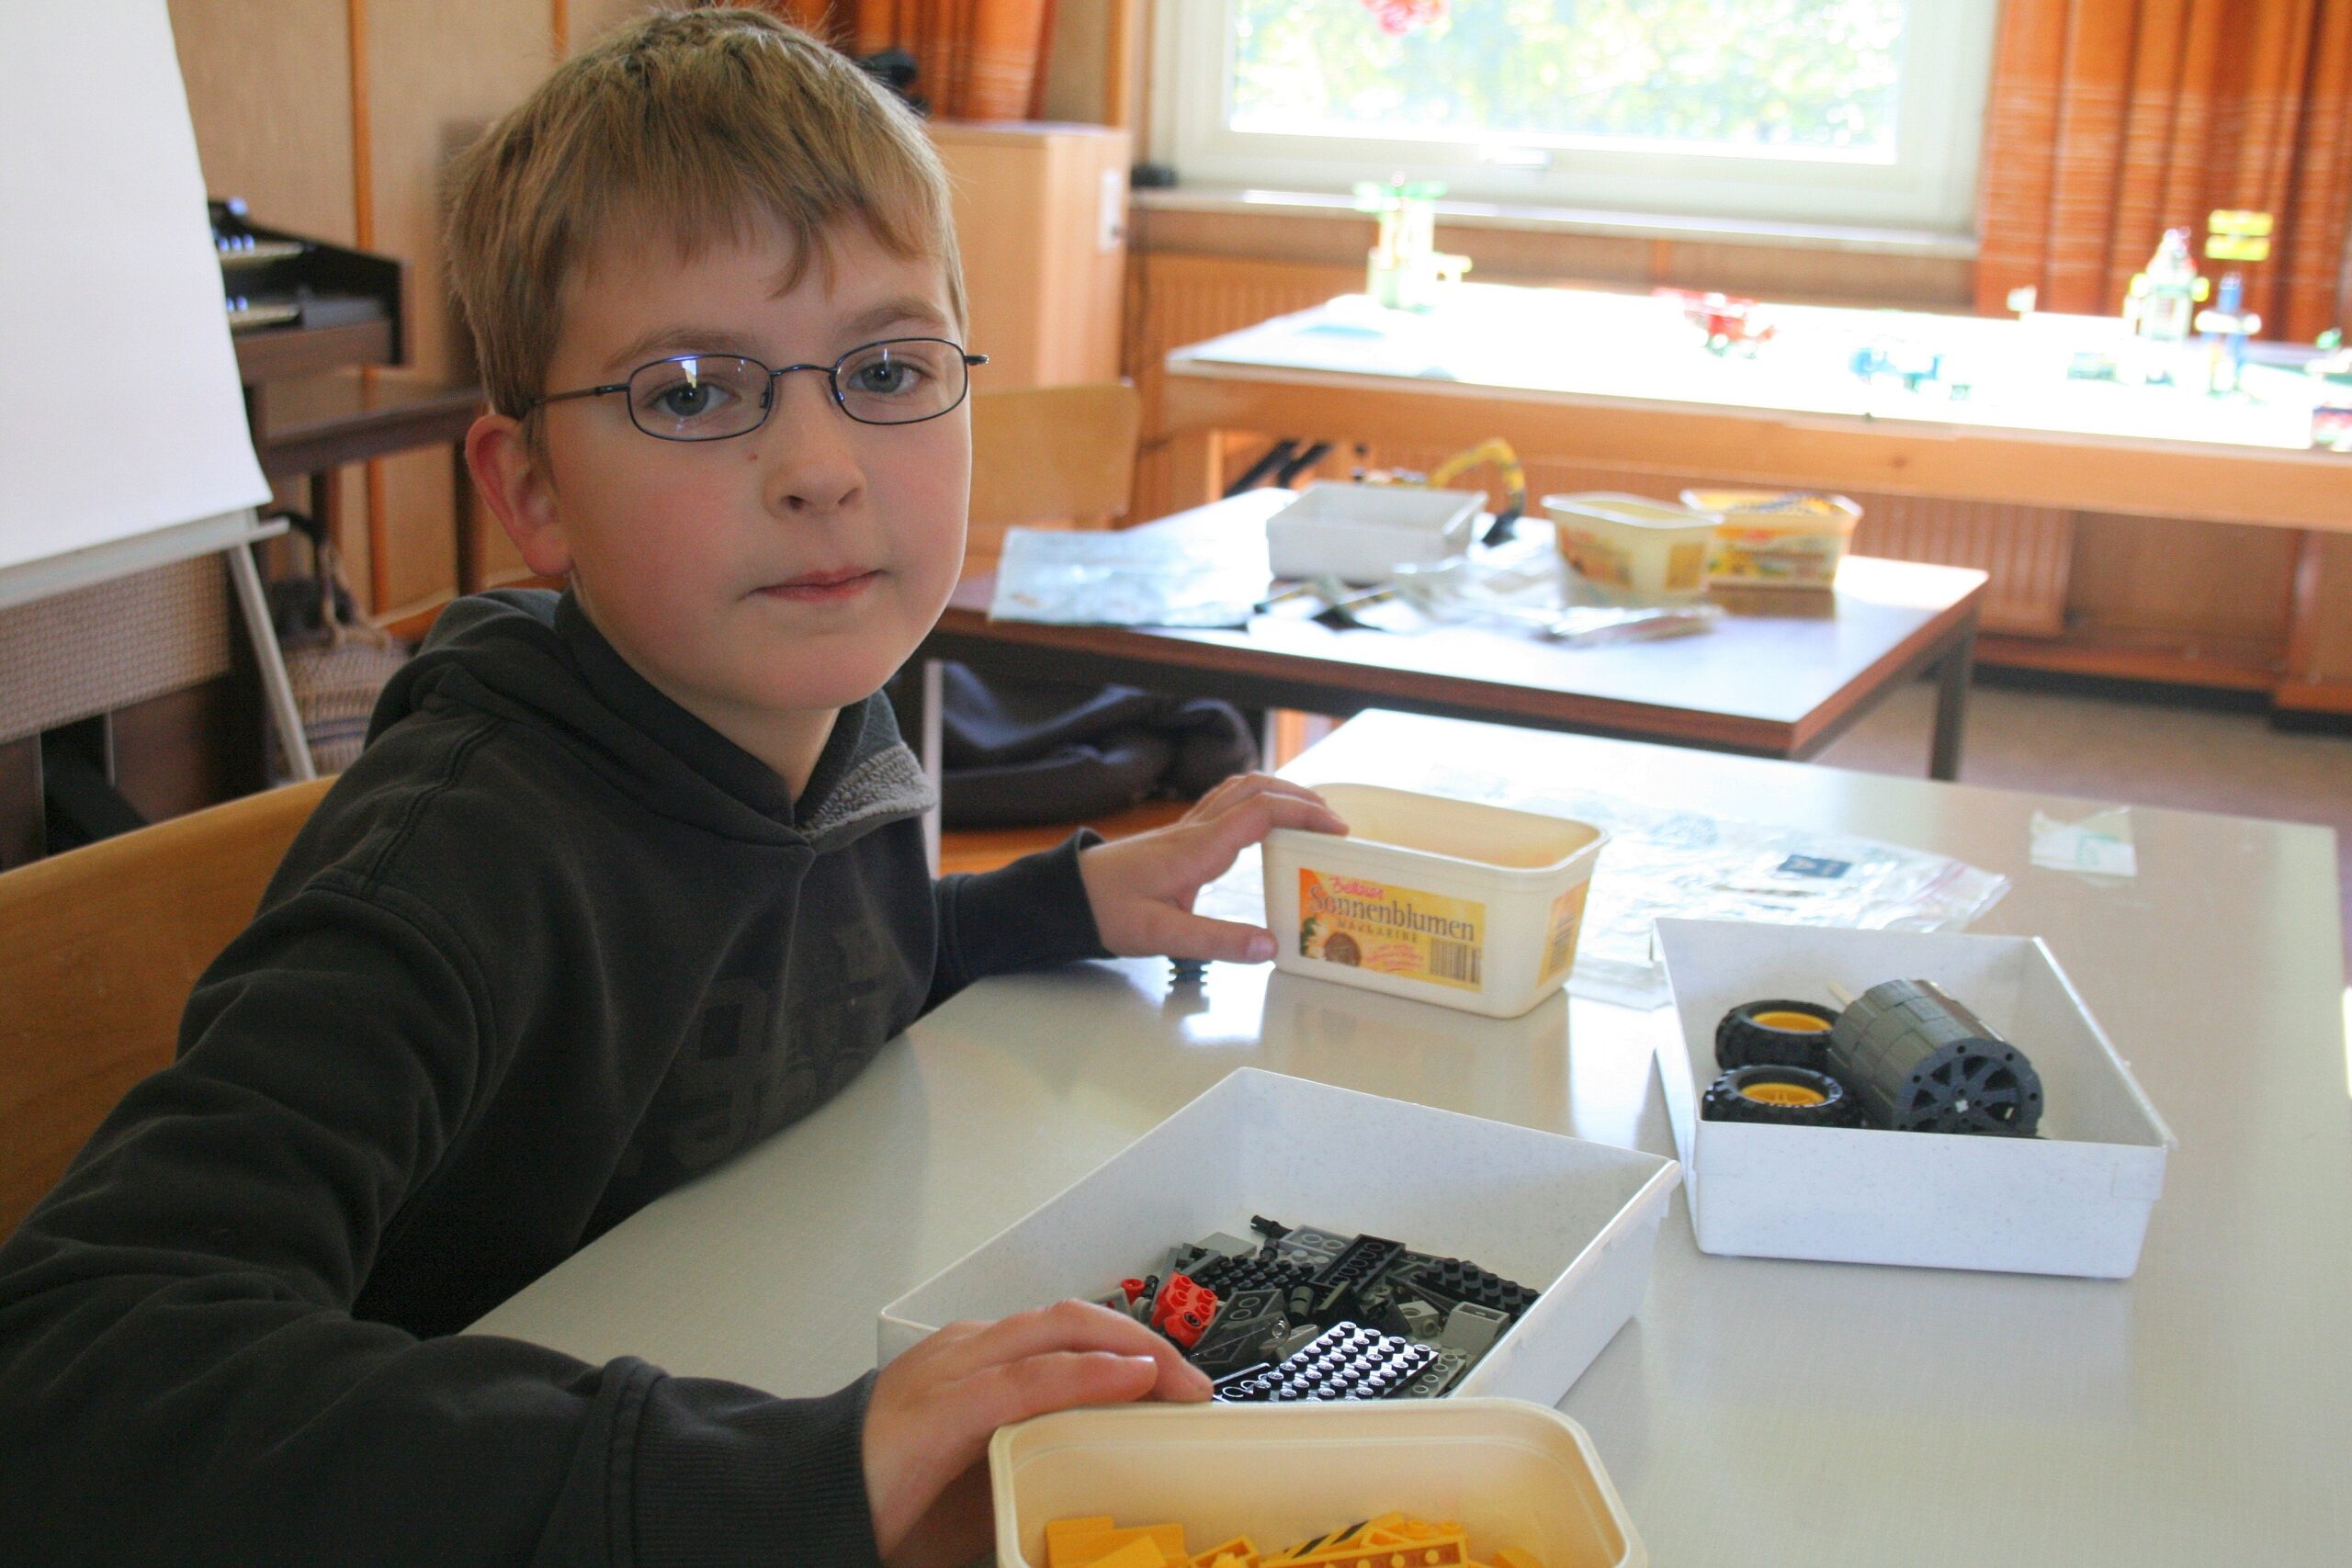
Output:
[1162, 286, 2352, 533]
[919, 490, 1984, 779]
[473, 709, 2350, 1568]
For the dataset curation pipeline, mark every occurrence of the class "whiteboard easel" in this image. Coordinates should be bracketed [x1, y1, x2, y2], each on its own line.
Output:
[0, 4, 314, 780]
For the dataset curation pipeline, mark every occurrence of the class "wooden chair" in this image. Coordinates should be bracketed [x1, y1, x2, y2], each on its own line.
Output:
[0, 777, 334, 1236]
[964, 380, 1145, 572]
[944, 381, 1188, 872]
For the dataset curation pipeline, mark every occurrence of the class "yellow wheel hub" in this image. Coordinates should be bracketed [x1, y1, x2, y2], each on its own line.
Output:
[1741, 1080, 1828, 1107]
[1755, 1010, 1832, 1032]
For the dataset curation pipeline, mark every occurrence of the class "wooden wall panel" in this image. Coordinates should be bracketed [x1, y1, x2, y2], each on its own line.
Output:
[364, 2, 555, 623]
[170, 0, 357, 246]
[2286, 533, 2352, 689]
[569, 0, 659, 54]
[2066, 514, 2301, 665]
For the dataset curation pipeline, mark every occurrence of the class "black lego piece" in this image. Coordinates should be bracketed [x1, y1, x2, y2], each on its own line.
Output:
[1189, 1251, 1311, 1297]
[1403, 1256, 1541, 1320]
[1212, 1321, 1437, 1404]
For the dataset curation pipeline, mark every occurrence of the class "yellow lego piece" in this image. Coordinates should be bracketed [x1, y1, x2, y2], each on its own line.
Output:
[1089, 1539, 1177, 1568]
[1286, 1536, 1469, 1568]
[1492, 1550, 1546, 1568]
[1047, 1517, 1119, 1568]
[1067, 1526, 1188, 1567]
[1193, 1538, 1261, 1568]
[1046, 1519, 1189, 1568]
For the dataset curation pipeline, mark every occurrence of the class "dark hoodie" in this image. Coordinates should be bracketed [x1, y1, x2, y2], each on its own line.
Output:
[0, 590, 1107, 1566]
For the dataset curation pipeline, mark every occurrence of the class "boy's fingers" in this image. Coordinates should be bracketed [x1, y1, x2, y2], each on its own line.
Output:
[1146, 908, 1278, 964]
[919, 1299, 1204, 1390]
[955, 1349, 1172, 1437]
[1193, 793, 1349, 867]
[1194, 773, 1343, 827]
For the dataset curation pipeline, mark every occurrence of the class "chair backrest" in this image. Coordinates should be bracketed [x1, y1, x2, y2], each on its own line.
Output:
[966, 380, 1143, 571]
[0, 777, 334, 1236]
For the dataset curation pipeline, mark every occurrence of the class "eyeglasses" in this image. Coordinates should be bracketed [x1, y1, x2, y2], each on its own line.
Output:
[524, 337, 988, 442]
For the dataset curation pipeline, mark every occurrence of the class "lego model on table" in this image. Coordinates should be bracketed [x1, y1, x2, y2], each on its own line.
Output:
[1702, 978, 2045, 1136]
[1093, 1214, 1540, 1403]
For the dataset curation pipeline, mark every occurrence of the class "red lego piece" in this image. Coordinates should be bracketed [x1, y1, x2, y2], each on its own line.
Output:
[1121, 1278, 1148, 1303]
[1150, 1274, 1220, 1347]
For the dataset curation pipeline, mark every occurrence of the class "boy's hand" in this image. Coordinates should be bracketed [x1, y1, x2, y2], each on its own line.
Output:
[863, 1300, 1212, 1568]
[1078, 774, 1347, 963]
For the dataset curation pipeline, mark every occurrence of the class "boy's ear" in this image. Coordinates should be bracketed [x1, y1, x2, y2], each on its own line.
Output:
[466, 412, 574, 579]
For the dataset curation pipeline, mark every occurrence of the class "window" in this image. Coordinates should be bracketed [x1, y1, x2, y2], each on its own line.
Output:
[1149, 0, 2000, 235]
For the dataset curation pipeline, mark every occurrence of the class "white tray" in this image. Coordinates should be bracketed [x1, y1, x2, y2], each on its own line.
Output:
[1656, 918, 2176, 1277]
[880, 1068, 1680, 1407]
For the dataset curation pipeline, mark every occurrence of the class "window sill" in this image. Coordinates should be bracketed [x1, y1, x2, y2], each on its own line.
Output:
[1131, 185, 1979, 262]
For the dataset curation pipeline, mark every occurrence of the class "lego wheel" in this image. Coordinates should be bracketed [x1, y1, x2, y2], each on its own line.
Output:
[1701, 1065, 1862, 1128]
[1715, 998, 1840, 1071]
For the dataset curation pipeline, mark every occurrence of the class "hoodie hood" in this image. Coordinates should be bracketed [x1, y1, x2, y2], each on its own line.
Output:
[368, 589, 931, 848]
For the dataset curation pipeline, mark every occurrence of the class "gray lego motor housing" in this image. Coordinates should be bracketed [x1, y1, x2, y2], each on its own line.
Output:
[1828, 978, 2044, 1135]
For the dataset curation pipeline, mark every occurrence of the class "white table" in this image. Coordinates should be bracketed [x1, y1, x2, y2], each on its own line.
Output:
[473, 711, 2350, 1566]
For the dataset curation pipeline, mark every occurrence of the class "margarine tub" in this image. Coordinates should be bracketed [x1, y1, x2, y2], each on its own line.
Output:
[1681, 489, 1861, 590]
[1544, 492, 1717, 602]
[1263, 784, 1607, 1019]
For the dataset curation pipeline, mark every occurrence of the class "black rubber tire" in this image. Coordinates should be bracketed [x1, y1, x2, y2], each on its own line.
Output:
[1701, 1065, 1864, 1128]
[1715, 998, 1841, 1071]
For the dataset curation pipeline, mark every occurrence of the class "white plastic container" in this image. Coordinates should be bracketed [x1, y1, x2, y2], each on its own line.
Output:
[1265, 481, 1481, 584]
[1680, 488, 1862, 591]
[1655, 919, 2176, 1278]
[990, 1398, 1645, 1568]
[1262, 783, 1606, 1019]
[1543, 491, 1716, 603]
[880, 1068, 1681, 1412]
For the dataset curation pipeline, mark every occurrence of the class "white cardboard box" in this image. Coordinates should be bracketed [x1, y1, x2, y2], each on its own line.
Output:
[989, 1398, 1645, 1568]
[880, 1068, 1681, 1407]
[1655, 919, 2176, 1277]
[1265, 481, 1480, 583]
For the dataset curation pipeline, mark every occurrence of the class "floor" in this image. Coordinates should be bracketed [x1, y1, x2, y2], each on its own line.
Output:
[1816, 675, 2352, 983]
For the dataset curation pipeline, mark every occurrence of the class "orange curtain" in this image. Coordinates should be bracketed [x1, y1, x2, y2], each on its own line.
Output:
[1974, 0, 2352, 341]
[844, 0, 1057, 119]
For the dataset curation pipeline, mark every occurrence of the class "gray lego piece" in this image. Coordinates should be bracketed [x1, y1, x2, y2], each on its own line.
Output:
[1437, 1301, 1509, 1358]
[1271, 1225, 1351, 1270]
[1197, 1232, 1257, 1259]
[1397, 1347, 1467, 1398]
[1395, 1300, 1442, 1341]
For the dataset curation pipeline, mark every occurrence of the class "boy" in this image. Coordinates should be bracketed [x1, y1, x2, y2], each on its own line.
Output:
[0, 9, 1344, 1565]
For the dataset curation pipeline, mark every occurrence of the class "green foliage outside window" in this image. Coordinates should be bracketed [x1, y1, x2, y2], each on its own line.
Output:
[1232, 0, 1905, 157]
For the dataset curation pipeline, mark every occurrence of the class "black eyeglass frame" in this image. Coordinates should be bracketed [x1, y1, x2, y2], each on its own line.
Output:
[521, 336, 989, 440]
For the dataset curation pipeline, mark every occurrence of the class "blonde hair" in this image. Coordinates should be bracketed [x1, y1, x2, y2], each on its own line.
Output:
[444, 6, 965, 420]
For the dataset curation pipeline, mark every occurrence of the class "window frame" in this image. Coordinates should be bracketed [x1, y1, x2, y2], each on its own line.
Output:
[1148, 0, 2002, 237]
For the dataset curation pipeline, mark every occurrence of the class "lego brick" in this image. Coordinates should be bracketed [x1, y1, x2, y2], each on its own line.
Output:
[1151, 1274, 1220, 1348]
[1055, 1524, 1188, 1568]
[1436, 1302, 1509, 1359]
[1404, 1257, 1540, 1319]
[1270, 1225, 1351, 1272]
[1192, 1539, 1261, 1568]
[1394, 1300, 1442, 1340]
[1396, 1346, 1466, 1398]
[1189, 1251, 1313, 1297]
[1308, 1233, 1403, 1292]
[1047, 1517, 1118, 1568]
[1211, 1322, 1437, 1403]
[1089, 1538, 1179, 1568]
[1185, 1287, 1287, 1377]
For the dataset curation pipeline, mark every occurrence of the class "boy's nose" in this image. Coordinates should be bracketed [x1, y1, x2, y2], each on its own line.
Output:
[755, 370, 865, 517]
